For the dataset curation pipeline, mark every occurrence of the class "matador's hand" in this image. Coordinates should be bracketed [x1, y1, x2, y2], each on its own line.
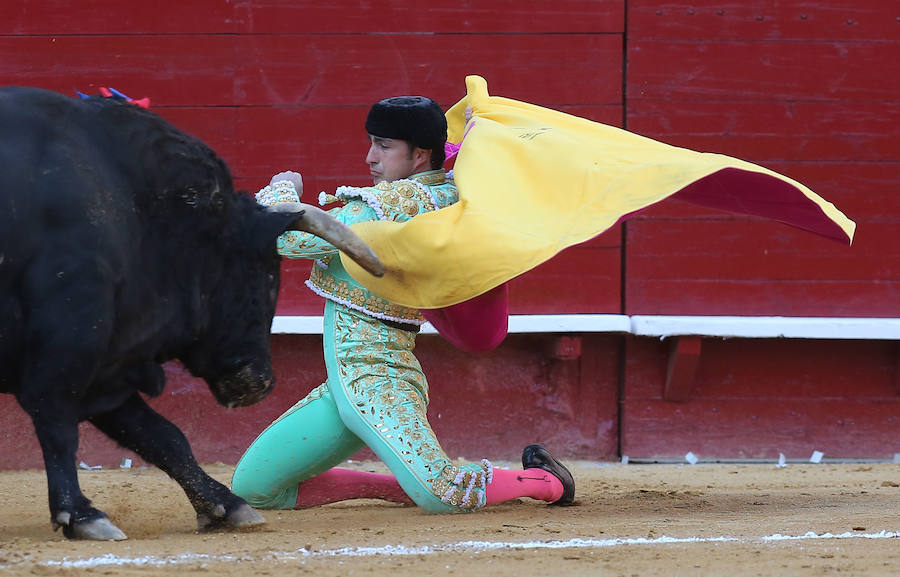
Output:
[270, 171, 304, 196]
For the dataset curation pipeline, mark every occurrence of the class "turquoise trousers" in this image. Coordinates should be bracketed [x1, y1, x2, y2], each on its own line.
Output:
[232, 301, 491, 513]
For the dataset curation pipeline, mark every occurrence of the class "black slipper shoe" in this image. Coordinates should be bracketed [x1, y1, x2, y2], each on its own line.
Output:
[521, 444, 575, 506]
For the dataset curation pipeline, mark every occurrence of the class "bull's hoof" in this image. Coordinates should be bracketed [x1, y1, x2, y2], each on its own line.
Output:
[226, 503, 266, 528]
[58, 513, 128, 541]
[197, 503, 265, 531]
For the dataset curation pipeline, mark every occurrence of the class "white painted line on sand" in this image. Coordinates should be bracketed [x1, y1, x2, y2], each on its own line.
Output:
[15, 530, 898, 569]
[762, 530, 899, 542]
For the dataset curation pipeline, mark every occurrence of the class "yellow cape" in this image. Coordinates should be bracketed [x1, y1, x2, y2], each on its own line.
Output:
[341, 75, 856, 309]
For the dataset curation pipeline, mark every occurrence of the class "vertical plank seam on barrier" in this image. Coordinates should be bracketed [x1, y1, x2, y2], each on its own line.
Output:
[663, 336, 703, 402]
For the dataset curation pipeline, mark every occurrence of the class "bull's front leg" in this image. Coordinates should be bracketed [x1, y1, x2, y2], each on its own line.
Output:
[89, 392, 264, 531]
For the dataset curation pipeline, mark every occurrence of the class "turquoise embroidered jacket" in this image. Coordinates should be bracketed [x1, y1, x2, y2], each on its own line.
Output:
[276, 170, 458, 324]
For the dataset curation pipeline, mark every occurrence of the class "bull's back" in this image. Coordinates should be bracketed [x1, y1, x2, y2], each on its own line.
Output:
[1, 87, 96, 250]
[0, 87, 135, 393]
[1, 86, 112, 207]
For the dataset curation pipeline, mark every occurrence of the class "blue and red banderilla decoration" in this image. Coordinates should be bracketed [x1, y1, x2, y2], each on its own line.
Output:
[76, 87, 150, 109]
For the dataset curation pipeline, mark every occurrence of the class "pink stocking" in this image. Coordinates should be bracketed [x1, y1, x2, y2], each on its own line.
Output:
[295, 468, 413, 509]
[295, 466, 563, 509]
[485, 468, 564, 505]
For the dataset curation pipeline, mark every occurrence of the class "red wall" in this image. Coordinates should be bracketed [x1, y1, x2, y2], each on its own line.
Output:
[1, 1, 897, 468]
[625, 1, 899, 318]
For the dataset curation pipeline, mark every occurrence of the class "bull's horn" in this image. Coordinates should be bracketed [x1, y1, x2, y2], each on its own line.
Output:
[268, 202, 385, 278]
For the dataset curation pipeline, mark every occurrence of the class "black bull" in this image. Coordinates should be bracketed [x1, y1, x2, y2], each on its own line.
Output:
[0, 87, 382, 540]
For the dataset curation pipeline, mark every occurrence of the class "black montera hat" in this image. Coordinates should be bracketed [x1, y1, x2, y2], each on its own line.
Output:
[365, 96, 447, 151]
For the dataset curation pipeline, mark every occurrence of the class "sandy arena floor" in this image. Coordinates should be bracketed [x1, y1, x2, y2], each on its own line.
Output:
[0, 461, 897, 576]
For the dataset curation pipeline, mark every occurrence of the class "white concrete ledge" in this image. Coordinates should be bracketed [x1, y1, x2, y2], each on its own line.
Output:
[271, 316, 329, 334]
[272, 315, 900, 340]
[503, 314, 632, 334]
[630, 316, 900, 340]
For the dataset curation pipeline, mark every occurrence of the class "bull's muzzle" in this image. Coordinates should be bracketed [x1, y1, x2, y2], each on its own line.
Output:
[210, 364, 274, 408]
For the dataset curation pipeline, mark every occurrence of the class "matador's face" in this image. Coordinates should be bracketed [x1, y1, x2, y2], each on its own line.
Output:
[366, 134, 428, 184]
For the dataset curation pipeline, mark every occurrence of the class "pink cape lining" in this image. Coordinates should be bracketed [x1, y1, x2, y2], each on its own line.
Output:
[671, 168, 849, 243]
[420, 284, 509, 353]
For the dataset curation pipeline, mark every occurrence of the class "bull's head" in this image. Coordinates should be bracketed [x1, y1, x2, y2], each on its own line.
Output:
[129, 106, 384, 407]
[180, 194, 383, 408]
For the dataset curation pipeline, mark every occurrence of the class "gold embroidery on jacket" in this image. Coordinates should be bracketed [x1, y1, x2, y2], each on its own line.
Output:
[373, 179, 435, 218]
[308, 265, 424, 323]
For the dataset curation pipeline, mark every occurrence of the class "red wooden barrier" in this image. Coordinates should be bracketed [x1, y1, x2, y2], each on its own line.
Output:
[0, 334, 622, 469]
[621, 0, 900, 460]
[0, 1, 896, 468]
[622, 337, 899, 460]
[624, 0, 899, 318]
[625, 219, 898, 316]
[5, 1, 625, 35]
[628, 1, 899, 41]
[0, 35, 623, 107]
